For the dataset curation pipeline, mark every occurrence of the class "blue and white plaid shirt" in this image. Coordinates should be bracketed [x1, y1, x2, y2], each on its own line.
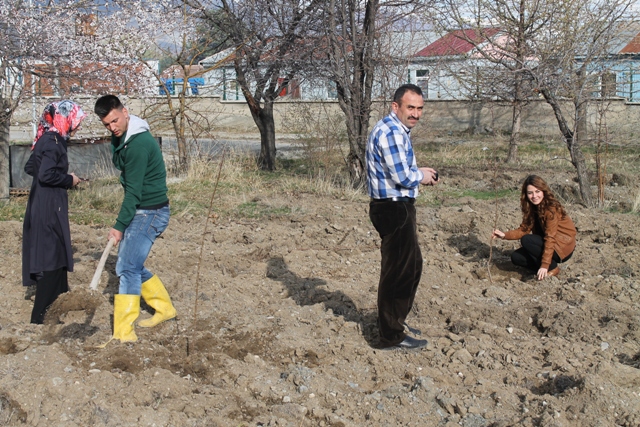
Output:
[366, 112, 424, 199]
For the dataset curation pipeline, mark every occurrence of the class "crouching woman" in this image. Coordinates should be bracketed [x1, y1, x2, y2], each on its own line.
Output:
[492, 175, 576, 280]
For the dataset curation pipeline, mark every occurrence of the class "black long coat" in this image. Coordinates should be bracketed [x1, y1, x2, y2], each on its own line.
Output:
[22, 132, 74, 286]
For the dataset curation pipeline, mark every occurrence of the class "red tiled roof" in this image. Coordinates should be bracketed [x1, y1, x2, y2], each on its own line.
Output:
[414, 28, 501, 58]
[620, 32, 640, 54]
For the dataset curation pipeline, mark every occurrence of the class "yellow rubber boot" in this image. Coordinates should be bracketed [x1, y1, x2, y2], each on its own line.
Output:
[113, 294, 140, 342]
[138, 275, 177, 328]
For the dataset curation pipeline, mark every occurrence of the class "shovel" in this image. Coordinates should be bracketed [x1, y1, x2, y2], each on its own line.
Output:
[89, 238, 116, 290]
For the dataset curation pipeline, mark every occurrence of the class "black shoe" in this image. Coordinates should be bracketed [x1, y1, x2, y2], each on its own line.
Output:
[389, 336, 428, 350]
[404, 322, 422, 336]
[24, 285, 36, 301]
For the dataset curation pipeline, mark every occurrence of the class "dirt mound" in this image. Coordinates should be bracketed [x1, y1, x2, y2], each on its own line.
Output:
[44, 288, 105, 325]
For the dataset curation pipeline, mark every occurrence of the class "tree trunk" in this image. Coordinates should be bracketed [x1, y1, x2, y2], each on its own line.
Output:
[540, 88, 594, 206]
[250, 102, 277, 171]
[469, 101, 483, 133]
[339, 97, 368, 188]
[506, 100, 522, 163]
[338, 100, 368, 189]
[327, 0, 377, 189]
[176, 133, 188, 171]
[161, 91, 189, 173]
[575, 99, 588, 150]
[0, 109, 10, 201]
[506, 0, 526, 164]
[177, 92, 189, 171]
[569, 131, 593, 206]
[346, 121, 366, 188]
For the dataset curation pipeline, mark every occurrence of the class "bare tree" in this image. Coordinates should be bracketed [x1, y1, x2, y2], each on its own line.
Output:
[320, 0, 426, 187]
[115, 0, 221, 172]
[322, 0, 377, 188]
[528, 0, 635, 206]
[433, 0, 557, 162]
[433, 0, 635, 205]
[190, 0, 323, 171]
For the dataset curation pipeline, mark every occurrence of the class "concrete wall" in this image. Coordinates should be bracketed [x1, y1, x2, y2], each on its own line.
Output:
[10, 95, 640, 144]
[10, 141, 117, 189]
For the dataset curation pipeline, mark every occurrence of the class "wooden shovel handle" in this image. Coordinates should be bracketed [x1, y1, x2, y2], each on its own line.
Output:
[89, 238, 115, 291]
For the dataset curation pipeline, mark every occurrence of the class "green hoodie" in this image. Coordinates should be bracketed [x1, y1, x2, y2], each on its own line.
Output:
[111, 115, 168, 232]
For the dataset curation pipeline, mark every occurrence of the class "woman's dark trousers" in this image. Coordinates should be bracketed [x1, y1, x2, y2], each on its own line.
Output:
[511, 234, 571, 272]
[31, 268, 68, 324]
[369, 200, 422, 346]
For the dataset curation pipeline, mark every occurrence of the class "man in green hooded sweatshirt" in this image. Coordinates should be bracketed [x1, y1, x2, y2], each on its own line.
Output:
[94, 95, 176, 343]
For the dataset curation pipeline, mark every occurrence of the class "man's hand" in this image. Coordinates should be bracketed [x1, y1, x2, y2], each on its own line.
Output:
[108, 228, 123, 245]
[419, 167, 439, 185]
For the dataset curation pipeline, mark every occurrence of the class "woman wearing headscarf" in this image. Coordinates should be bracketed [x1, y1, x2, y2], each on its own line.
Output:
[22, 100, 87, 324]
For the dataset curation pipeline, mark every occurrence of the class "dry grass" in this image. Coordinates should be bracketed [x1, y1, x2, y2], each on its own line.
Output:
[165, 147, 372, 221]
[412, 131, 576, 172]
[280, 102, 349, 176]
[633, 188, 640, 213]
[68, 177, 122, 225]
[3, 130, 638, 224]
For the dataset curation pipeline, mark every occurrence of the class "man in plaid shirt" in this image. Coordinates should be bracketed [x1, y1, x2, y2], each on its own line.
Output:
[366, 84, 438, 350]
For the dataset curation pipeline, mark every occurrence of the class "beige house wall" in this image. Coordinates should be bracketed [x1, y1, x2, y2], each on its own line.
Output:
[10, 96, 640, 144]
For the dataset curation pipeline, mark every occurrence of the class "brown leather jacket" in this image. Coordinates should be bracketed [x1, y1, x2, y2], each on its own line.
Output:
[504, 206, 576, 269]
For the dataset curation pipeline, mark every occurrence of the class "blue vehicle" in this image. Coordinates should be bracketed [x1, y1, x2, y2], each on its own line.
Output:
[160, 78, 204, 95]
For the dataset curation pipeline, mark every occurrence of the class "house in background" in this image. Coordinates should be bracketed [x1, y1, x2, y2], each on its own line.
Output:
[198, 47, 325, 101]
[198, 30, 437, 101]
[408, 23, 640, 102]
[20, 59, 159, 96]
[590, 22, 640, 102]
[408, 28, 502, 100]
[197, 48, 243, 100]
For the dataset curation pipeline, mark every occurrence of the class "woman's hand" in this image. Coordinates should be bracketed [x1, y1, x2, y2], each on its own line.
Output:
[537, 268, 548, 281]
[70, 172, 81, 187]
[492, 229, 505, 239]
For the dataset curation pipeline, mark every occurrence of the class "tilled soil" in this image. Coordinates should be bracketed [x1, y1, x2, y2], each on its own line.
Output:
[0, 168, 639, 427]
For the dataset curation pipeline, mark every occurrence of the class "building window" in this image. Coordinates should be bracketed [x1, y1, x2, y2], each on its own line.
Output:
[416, 69, 429, 98]
[327, 80, 337, 99]
[601, 72, 617, 98]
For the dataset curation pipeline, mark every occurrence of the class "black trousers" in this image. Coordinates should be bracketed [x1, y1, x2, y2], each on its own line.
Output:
[511, 234, 572, 272]
[31, 268, 68, 324]
[369, 200, 422, 346]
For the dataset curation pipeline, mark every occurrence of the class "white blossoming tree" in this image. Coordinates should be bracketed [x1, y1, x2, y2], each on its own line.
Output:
[0, 0, 160, 199]
[0, 1, 64, 200]
[1, 0, 209, 196]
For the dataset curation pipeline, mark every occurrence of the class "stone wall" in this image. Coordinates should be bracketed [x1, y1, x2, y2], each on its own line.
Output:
[10, 140, 117, 189]
[10, 96, 640, 144]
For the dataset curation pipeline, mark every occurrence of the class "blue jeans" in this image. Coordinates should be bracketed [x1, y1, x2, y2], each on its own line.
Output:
[116, 205, 170, 295]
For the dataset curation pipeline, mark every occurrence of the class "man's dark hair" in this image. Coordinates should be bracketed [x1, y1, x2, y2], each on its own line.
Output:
[393, 84, 423, 105]
[94, 95, 124, 119]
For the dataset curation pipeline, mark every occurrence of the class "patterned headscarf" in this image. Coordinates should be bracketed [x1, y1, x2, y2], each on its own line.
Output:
[33, 100, 87, 148]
